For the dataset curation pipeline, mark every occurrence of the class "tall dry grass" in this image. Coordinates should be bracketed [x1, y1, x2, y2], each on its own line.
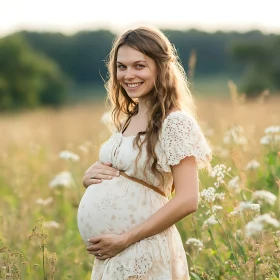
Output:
[0, 89, 280, 279]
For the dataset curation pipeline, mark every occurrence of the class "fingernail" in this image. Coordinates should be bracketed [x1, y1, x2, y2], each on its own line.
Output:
[116, 171, 120, 176]
[109, 176, 112, 179]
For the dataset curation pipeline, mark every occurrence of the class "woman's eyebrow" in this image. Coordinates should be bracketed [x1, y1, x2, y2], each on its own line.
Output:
[117, 60, 147, 64]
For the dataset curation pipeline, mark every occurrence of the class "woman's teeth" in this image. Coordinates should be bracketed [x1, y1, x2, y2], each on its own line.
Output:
[127, 83, 142, 88]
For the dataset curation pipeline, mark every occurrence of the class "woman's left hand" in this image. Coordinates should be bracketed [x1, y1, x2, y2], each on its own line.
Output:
[87, 233, 129, 260]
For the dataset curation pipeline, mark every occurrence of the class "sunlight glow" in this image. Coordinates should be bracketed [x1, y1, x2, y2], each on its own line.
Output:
[1, 0, 279, 36]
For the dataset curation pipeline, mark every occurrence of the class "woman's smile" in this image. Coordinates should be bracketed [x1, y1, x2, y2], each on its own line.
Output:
[125, 82, 144, 89]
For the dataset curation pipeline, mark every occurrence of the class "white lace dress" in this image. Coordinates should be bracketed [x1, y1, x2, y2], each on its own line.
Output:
[77, 111, 211, 280]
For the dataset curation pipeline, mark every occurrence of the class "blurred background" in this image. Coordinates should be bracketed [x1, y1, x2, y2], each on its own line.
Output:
[0, 0, 280, 111]
[1, 1, 280, 279]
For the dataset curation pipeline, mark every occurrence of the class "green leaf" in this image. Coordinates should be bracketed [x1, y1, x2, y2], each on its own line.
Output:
[190, 272, 202, 280]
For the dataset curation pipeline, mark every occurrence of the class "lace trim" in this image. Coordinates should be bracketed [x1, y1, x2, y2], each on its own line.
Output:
[159, 111, 211, 172]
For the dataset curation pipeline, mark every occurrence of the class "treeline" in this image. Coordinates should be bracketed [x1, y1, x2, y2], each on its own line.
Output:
[0, 28, 279, 110]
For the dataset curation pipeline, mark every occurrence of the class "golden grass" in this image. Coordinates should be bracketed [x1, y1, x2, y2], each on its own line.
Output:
[0, 93, 280, 279]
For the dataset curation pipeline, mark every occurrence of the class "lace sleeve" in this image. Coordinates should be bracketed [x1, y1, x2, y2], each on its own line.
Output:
[159, 111, 212, 172]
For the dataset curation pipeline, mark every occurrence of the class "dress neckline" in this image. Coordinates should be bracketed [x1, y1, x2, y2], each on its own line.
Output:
[117, 132, 145, 138]
[120, 114, 146, 138]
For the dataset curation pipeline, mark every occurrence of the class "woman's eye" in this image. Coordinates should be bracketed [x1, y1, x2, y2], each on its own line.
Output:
[136, 64, 144, 68]
[117, 65, 126, 69]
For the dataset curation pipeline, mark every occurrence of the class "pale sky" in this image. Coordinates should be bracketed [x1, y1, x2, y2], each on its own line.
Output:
[0, 0, 279, 37]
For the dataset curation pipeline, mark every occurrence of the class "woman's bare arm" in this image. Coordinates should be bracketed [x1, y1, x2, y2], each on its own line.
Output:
[123, 155, 199, 247]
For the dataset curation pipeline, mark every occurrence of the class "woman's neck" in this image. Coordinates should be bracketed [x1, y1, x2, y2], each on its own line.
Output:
[136, 97, 151, 118]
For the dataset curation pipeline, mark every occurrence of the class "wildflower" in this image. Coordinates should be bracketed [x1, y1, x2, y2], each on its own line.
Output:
[264, 126, 280, 134]
[260, 135, 271, 145]
[228, 176, 240, 191]
[215, 192, 225, 201]
[200, 187, 216, 203]
[252, 190, 277, 206]
[186, 238, 203, 251]
[245, 159, 260, 170]
[260, 134, 280, 145]
[49, 171, 74, 188]
[43, 221, 60, 229]
[203, 216, 218, 229]
[245, 213, 280, 237]
[59, 150, 80, 161]
[36, 197, 53, 206]
[245, 220, 263, 237]
[229, 210, 240, 217]
[223, 126, 247, 145]
[211, 164, 231, 187]
[212, 205, 223, 213]
[238, 202, 261, 213]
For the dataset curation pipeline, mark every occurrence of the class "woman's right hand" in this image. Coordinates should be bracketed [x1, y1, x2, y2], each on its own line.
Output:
[82, 161, 120, 188]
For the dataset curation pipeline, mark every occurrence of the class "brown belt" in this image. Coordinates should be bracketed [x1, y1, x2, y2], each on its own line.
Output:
[119, 171, 167, 198]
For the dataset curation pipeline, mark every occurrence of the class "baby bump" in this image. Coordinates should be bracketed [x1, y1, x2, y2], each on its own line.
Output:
[77, 176, 167, 243]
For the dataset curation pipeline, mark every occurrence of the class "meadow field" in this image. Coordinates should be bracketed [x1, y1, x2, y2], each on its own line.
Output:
[0, 86, 280, 279]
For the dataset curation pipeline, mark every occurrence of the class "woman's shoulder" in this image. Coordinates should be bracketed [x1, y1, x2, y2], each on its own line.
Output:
[163, 109, 196, 127]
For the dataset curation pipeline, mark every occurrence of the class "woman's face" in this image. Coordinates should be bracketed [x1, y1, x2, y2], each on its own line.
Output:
[116, 45, 157, 100]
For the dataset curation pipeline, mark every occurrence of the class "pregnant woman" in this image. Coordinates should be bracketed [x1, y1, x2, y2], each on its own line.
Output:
[77, 26, 212, 279]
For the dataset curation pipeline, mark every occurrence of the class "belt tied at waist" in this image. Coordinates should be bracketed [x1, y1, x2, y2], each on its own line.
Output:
[119, 171, 167, 198]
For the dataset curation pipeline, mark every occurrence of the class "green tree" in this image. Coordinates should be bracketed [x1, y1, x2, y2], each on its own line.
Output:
[0, 34, 69, 111]
[232, 35, 280, 97]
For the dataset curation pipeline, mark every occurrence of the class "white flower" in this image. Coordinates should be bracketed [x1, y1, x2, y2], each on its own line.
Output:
[238, 202, 261, 213]
[223, 126, 247, 145]
[260, 135, 271, 145]
[43, 221, 60, 229]
[256, 214, 280, 227]
[200, 187, 216, 203]
[59, 150, 80, 161]
[264, 126, 280, 134]
[228, 176, 240, 191]
[36, 197, 53, 206]
[245, 220, 264, 237]
[210, 164, 227, 178]
[245, 213, 280, 237]
[260, 134, 280, 145]
[212, 205, 223, 213]
[229, 210, 240, 217]
[252, 190, 277, 206]
[203, 216, 218, 229]
[229, 202, 260, 217]
[215, 192, 225, 200]
[210, 164, 231, 187]
[49, 171, 74, 188]
[245, 159, 260, 170]
[186, 238, 203, 251]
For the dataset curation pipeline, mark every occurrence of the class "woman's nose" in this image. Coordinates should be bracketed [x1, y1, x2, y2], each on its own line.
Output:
[124, 67, 135, 79]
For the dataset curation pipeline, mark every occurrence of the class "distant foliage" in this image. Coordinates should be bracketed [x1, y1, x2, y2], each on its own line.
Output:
[19, 30, 115, 84]
[18, 29, 279, 86]
[0, 35, 69, 111]
[232, 36, 280, 97]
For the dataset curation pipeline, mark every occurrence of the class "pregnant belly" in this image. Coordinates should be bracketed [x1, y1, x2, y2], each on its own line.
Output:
[77, 176, 167, 243]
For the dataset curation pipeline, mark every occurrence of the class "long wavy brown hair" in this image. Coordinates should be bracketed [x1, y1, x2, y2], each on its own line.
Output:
[105, 26, 210, 181]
